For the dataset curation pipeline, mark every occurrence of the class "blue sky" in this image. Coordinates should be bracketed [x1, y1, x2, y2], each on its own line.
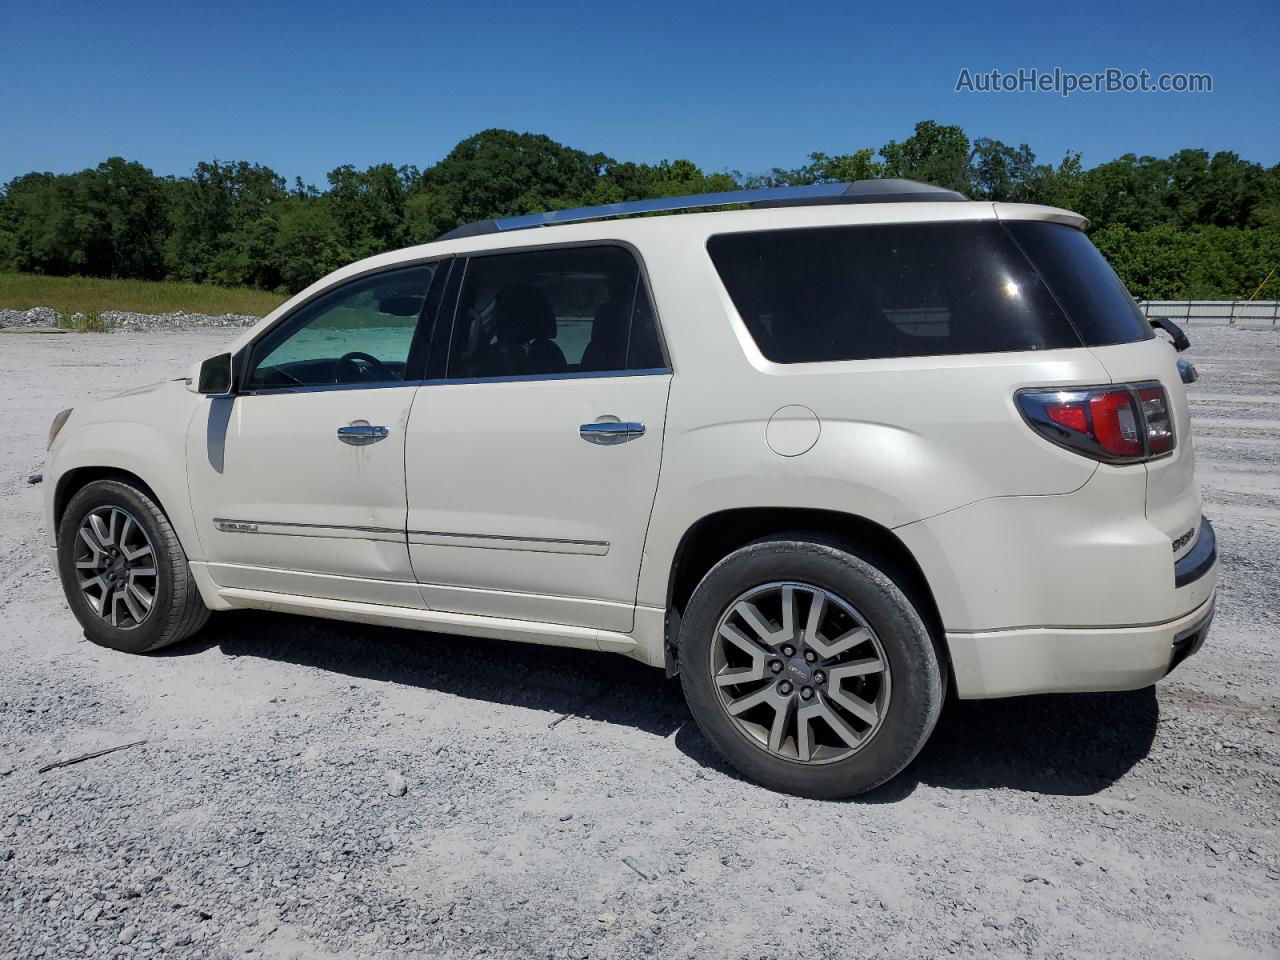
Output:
[2, 0, 1277, 186]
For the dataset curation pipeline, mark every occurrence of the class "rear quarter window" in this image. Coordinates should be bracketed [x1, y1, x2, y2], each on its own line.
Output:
[707, 222, 1080, 363]
[1002, 220, 1154, 346]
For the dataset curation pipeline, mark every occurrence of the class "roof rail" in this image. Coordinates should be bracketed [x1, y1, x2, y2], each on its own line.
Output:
[436, 179, 968, 240]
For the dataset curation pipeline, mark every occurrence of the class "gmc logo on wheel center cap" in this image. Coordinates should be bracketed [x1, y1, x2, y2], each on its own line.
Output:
[787, 661, 811, 683]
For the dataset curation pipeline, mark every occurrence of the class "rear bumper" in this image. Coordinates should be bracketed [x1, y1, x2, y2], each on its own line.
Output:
[897, 462, 1218, 635]
[948, 591, 1216, 699]
[1175, 517, 1216, 588]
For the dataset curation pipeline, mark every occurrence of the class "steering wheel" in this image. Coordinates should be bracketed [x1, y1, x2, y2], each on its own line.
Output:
[333, 351, 395, 384]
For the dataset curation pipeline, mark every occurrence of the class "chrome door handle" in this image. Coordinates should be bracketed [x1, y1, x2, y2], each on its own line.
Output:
[580, 421, 646, 445]
[337, 423, 390, 446]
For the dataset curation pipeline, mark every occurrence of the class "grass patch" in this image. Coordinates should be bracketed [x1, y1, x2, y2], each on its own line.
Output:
[0, 273, 286, 317]
[55, 309, 113, 333]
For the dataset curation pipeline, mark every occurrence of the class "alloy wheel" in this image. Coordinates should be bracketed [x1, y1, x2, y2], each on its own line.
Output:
[710, 581, 891, 764]
[73, 506, 158, 630]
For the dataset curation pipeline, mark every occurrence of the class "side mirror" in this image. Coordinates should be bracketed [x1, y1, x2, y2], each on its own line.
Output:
[196, 353, 235, 395]
[1148, 317, 1190, 352]
[378, 294, 424, 317]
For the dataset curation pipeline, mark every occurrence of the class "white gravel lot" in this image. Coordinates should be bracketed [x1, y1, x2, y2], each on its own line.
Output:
[0, 325, 1276, 960]
[0, 308, 258, 331]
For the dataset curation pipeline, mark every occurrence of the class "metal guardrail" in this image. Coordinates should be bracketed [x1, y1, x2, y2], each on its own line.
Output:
[1137, 300, 1280, 327]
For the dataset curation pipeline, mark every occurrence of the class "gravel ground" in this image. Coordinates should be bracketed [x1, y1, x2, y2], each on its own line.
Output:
[0, 307, 260, 331]
[0, 325, 1276, 960]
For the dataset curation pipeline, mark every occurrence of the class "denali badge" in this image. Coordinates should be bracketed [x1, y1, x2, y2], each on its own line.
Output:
[215, 520, 259, 533]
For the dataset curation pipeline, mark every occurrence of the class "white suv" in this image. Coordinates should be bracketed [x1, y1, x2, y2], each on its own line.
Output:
[44, 180, 1217, 798]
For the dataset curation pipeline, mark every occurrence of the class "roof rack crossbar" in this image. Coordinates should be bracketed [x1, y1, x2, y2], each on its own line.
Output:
[436, 179, 968, 241]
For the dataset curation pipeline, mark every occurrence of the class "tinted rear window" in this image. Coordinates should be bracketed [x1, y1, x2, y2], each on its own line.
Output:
[707, 222, 1079, 363]
[1003, 220, 1153, 346]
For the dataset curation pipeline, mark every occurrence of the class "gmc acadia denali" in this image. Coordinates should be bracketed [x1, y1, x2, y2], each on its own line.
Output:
[45, 180, 1217, 797]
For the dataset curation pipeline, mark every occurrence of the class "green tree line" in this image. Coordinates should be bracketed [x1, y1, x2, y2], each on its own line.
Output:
[2, 121, 1278, 299]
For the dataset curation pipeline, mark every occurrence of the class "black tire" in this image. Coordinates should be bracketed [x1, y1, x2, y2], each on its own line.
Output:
[679, 536, 943, 799]
[57, 479, 210, 654]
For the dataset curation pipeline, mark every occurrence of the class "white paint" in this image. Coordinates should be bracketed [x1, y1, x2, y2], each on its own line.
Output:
[43, 198, 1214, 696]
[766, 405, 820, 457]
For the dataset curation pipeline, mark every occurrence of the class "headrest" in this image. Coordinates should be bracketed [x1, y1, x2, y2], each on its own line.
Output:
[493, 284, 556, 341]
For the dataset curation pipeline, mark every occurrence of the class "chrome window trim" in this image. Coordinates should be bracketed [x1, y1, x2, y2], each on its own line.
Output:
[237, 366, 671, 397]
[238, 379, 420, 398]
[419, 367, 670, 388]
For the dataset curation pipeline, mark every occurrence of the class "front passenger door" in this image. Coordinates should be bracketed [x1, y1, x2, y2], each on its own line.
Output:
[186, 261, 445, 606]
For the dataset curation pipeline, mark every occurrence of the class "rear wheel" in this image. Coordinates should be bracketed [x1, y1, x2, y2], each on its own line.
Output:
[57, 479, 209, 654]
[679, 536, 943, 798]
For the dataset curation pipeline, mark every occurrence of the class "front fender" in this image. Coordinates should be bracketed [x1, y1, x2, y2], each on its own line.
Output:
[44, 391, 202, 560]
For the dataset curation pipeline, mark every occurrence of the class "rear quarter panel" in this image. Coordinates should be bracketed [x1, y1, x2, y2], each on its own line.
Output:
[631, 224, 1113, 609]
[1087, 338, 1203, 557]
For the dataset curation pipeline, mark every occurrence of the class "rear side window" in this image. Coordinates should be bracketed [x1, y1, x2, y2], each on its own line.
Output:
[1003, 220, 1153, 346]
[707, 222, 1079, 363]
[447, 245, 665, 379]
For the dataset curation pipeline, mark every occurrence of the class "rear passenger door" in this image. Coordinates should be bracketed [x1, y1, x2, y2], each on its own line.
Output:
[403, 244, 670, 632]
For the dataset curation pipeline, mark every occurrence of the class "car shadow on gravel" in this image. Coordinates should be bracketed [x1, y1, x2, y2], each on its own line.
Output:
[167, 611, 1159, 801]
[874, 687, 1159, 799]
[165, 611, 691, 738]
[672, 686, 1160, 801]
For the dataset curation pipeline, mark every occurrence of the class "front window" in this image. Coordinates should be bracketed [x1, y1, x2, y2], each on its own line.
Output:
[247, 264, 438, 389]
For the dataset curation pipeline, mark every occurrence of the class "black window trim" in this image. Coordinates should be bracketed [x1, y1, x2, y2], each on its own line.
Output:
[430, 238, 673, 387]
[235, 255, 454, 397]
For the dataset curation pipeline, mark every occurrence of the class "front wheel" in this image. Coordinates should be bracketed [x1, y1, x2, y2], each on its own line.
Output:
[679, 537, 944, 799]
[57, 479, 210, 654]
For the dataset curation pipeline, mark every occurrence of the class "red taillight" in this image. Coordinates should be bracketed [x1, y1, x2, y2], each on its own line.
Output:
[1045, 400, 1088, 433]
[1138, 385, 1175, 455]
[1016, 382, 1175, 463]
[1088, 388, 1143, 457]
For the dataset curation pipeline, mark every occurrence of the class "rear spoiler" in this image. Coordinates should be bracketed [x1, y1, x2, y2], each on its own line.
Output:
[993, 203, 1089, 231]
